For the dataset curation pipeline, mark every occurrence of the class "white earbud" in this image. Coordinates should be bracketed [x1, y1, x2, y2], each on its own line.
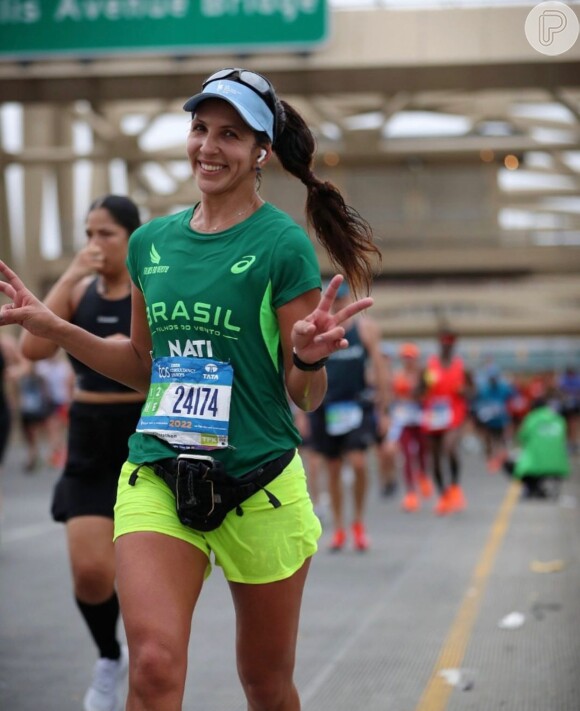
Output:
[258, 149, 267, 163]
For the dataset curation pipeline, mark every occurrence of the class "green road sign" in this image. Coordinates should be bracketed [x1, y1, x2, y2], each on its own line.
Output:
[0, 1, 329, 60]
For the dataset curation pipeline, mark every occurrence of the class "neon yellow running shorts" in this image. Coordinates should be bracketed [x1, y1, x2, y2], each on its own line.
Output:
[113, 451, 322, 584]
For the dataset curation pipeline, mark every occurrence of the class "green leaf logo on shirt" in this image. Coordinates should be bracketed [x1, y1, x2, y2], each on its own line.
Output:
[231, 255, 256, 274]
[150, 244, 161, 265]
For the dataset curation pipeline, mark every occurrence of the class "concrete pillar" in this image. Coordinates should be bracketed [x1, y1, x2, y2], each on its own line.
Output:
[0, 152, 13, 267]
[54, 106, 74, 257]
[22, 105, 50, 291]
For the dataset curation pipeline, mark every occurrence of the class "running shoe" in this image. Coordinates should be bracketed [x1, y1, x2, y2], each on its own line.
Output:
[418, 473, 434, 499]
[352, 522, 370, 551]
[434, 490, 452, 516]
[49, 448, 67, 468]
[447, 484, 467, 512]
[486, 456, 501, 474]
[487, 451, 507, 474]
[329, 528, 347, 552]
[83, 645, 129, 711]
[401, 491, 420, 513]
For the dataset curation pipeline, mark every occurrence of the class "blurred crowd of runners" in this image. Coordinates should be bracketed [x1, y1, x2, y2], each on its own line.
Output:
[1, 326, 578, 541]
[295, 323, 578, 550]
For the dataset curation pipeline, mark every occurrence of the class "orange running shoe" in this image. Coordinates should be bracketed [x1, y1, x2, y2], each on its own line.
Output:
[401, 491, 420, 513]
[487, 450, 507, 474]
[486, 456, 501, 474]
[418, 473, 434, 499]
[352, 522, 370, 552]
[447, 484, 467, 512]
[434, 490, 452, 516]
[50, 448, 67, 468]
[329, 528, 347, 552]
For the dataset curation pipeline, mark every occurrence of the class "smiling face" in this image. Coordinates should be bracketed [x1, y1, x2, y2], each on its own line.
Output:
[186, 99, 265, 198]
[85, 207, 130, 277]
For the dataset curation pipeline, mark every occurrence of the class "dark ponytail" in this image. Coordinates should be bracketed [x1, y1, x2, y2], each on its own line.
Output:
[273, 100, 381, 297]
[88, 194, 142, 236]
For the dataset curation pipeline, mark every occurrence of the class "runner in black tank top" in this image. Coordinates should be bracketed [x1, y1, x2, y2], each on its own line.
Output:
[325, 323, 368, 403]
[69, 277, 134, 394]
[309, 283, 389, 552]
[19, 195, 144, 711]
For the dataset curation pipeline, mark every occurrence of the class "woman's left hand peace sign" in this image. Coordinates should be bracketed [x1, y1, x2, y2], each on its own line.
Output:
[291, 275, 373, 365]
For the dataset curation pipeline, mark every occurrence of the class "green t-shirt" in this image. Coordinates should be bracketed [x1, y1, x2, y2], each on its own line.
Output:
[126, 202, 321, 477]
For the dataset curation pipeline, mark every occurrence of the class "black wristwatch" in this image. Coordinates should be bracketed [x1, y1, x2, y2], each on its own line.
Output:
[292, 348, 328, 372]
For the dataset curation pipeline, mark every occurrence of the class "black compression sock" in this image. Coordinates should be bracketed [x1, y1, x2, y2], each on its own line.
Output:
[75, 592, 121, 660]
[449, 454, 460, 485]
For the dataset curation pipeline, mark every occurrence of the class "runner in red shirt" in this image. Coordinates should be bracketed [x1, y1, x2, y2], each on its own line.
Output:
[421, 329, 468, 515]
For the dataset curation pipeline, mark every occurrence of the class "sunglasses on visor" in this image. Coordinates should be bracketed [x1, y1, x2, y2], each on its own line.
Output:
[202, 68, 280, 138]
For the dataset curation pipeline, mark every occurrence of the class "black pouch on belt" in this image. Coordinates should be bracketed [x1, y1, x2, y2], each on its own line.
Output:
[149, 449, 295, 532]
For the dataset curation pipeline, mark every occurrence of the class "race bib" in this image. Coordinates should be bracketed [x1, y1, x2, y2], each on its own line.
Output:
[477, 402, 504, 423]
[391, 402, 422, 428]
[137, 356, 233, 450]
[325, 402, 363, 436]
[423, 397, 453, 432]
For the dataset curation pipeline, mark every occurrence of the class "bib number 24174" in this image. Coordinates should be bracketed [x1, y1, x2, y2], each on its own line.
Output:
[137, 356, 233, 450]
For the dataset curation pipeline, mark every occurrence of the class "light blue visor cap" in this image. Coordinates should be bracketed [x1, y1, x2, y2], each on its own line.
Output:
[183, 80, 275, 142]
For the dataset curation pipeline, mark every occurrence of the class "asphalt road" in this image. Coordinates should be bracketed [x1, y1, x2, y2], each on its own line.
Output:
[1, 439, 579, 711]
